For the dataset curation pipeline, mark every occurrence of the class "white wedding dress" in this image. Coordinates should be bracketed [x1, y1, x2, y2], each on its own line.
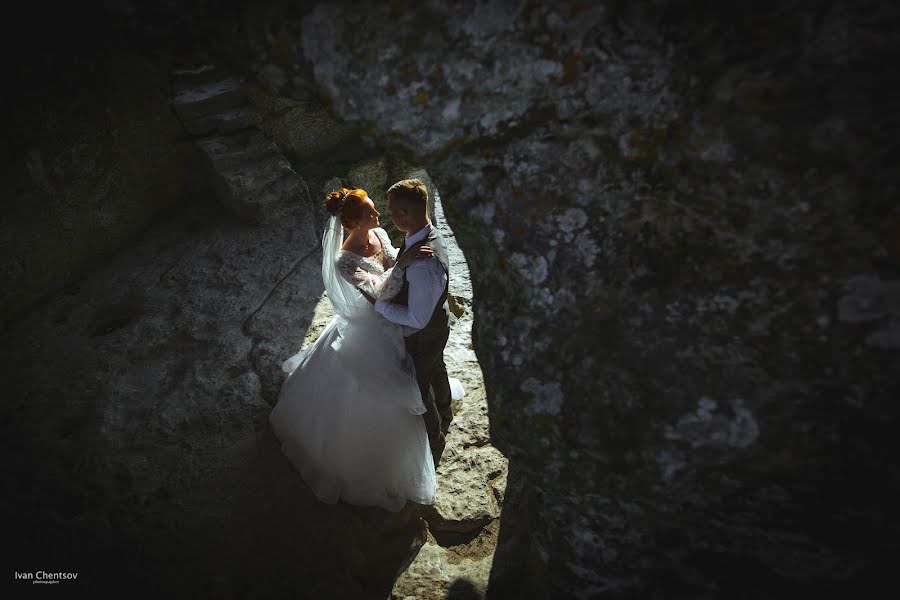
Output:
[269, 218, 448, 512]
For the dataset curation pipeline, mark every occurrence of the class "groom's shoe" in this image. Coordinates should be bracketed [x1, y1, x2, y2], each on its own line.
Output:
[438, 409, 454, 436]
[429, 431, 446, 466]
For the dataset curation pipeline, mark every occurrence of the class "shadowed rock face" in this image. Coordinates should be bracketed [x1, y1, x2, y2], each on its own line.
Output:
[0, 53, 198, 323]
[0, 2, 228, 324]
[295, 0, 900, 597]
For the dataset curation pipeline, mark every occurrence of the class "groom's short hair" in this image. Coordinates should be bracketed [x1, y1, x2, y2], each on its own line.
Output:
[386, 179, 428, 215]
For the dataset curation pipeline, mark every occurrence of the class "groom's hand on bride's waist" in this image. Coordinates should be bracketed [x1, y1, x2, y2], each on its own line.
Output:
[360, 289, 378, 304]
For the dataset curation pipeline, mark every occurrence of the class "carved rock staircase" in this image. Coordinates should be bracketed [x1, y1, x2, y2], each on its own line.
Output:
[171, 64, 308, 223]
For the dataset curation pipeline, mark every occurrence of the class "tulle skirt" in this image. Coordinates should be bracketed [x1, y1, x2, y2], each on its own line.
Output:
[269, 314, 436, 512]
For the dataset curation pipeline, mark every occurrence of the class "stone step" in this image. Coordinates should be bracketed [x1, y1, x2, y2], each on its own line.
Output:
[171, 64, 307, 224]
[183, 106, 263, 136]
[213, 170, 306, 224]
[171, 64, 225, 85]
[247, 172, 306, 213]
[173, 77, 247, 121]
[218, 155, 296, 197]
[195, 131, 280, 172]
[206, 151, 305, 223]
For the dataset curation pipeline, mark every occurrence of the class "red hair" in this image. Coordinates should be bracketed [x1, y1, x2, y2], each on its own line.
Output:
[324, 188, 368, 229]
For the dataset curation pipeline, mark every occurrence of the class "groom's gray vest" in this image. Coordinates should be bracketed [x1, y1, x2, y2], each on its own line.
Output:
[394, 226, 450, 336]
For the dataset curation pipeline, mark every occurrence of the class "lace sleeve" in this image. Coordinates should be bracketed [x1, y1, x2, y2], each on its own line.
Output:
[336, 252, 380, 295]
[375, 228, 398, 267]
[376, 265, 406, 301]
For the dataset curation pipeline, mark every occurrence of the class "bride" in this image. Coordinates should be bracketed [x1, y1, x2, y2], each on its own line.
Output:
[269, 187, 443, 512]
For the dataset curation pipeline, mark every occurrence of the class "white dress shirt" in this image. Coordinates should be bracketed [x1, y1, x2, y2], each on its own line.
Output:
[374, 224, 448, 332]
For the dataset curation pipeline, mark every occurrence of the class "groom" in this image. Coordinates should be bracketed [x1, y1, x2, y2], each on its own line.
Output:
[375, 179, 453, 463]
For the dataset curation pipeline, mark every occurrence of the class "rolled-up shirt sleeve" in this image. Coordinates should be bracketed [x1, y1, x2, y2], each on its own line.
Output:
[374, 258, 447, 329]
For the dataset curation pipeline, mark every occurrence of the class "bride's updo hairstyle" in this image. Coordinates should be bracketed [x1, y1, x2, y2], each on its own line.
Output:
[324, 187, 368, 229]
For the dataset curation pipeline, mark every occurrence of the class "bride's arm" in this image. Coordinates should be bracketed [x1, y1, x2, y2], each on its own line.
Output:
[374, 242, 435, 301]
[337, 252, 380, 297]
[375, 267, 402, 302]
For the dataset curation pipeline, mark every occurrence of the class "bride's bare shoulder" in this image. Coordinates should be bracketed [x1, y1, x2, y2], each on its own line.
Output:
[338, 247, 362, 260]
[373, 227, 394, 246]
[340, 238, 366, 255]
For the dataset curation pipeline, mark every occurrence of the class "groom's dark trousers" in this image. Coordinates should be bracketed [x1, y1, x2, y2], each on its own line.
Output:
[406, 325, 452, 439]
[395, 229, 453, 442]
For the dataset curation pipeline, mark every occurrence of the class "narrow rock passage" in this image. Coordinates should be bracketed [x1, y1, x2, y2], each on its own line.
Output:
[390, 188, 509, 599]
[273, 180, 508, 598]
